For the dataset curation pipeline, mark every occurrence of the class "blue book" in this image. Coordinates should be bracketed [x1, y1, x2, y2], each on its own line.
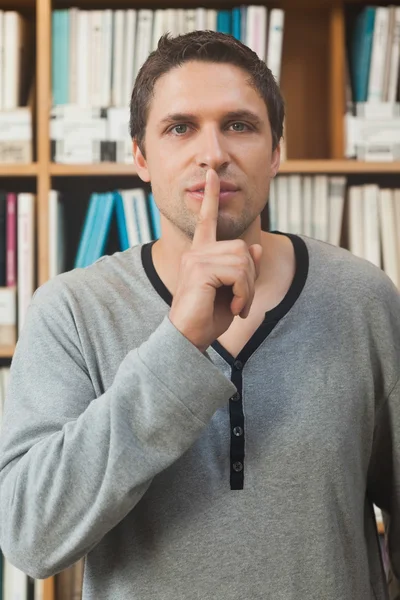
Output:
[74, 193, 99, 269]
[87, 193, 115, 264]
[232, 8, 241, 41]
[351, 7, 376, 103]
[114, 191, 130, 251]
[52, 10, 69, 105]
[148, 193, 161, 240]
[217, 10, 232, 35]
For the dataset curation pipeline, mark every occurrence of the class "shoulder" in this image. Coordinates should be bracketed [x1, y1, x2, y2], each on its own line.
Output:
[31, 245, 144, 316]
[299, 234, 400, 312]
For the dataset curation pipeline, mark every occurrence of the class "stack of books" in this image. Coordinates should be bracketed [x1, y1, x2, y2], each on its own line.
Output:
[50, 6, 285, 164]
[346, 6, 400, 160]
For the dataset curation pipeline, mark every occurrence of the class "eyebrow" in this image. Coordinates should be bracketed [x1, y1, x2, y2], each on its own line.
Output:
[159, 110, 263, 128]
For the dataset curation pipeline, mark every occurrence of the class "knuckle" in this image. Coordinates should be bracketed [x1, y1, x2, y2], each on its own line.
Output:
[231, 239, 247, 254]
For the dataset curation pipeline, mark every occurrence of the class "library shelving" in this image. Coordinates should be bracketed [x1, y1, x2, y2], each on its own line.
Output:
[0, 0, 395, 596]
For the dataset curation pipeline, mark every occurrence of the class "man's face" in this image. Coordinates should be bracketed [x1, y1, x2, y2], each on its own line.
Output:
[133, 60, 280, 242]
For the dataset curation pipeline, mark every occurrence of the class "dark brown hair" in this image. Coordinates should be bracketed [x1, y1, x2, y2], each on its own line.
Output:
[129, 30, 285, 157]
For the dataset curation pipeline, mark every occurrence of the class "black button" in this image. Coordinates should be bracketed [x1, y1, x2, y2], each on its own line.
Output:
[233, 360, 243, 371]
[233, 461, 243, 472]
[233, 426, 243, 437]
[230, 392, 241, 402]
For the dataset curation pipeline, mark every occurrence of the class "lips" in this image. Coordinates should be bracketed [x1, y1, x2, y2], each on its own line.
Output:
[187, 180, 239, 193]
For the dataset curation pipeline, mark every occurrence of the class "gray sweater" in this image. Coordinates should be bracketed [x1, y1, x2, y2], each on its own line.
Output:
[0, 232, 399, 600]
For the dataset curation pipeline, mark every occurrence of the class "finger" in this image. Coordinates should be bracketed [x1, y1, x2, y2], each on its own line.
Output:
[248, 244, 263, 280]
[192, 168, 220, 248]
[206, 263, 250, 317]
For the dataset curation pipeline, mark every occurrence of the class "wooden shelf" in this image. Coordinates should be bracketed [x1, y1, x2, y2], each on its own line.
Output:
[50, 162, 137, 176]
[50, 160, 400, 177]
[0, 346, 15, 358]
[279, 160, 400, 174]
[0, 163, 38, 177]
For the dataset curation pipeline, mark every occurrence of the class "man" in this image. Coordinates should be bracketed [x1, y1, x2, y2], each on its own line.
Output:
[0, 30, 398, 600]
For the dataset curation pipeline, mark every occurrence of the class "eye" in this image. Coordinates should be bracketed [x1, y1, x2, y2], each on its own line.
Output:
[168, 124, 189, 135]
[230, 122, 251, 132]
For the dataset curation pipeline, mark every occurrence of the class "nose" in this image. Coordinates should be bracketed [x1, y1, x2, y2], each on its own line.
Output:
[195, 125, 230, 172]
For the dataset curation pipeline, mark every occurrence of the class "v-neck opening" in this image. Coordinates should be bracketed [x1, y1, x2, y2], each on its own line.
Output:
[141, 231, 309, 364]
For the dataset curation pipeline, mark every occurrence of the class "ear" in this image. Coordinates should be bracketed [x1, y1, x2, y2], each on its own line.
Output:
[132, 139, 150, 183]
[270, 142, 281, 178]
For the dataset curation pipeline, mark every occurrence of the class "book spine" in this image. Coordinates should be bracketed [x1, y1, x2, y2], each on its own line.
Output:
[6, 193, 17, 287]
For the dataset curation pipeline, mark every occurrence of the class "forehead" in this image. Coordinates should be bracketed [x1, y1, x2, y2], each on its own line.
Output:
[147, 61, 268, 123]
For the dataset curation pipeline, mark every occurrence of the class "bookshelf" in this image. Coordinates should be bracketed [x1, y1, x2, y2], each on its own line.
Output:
[0, 0, 394, 596]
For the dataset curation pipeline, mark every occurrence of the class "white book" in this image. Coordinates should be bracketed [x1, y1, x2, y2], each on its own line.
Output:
[121, 190, 140, 246]
[0, 369, 3, 428]
[368, 7, 390, 102]
[348, 186, 364, 260]
[0, 11, 4, 110]
[3, 559, 28, 600]
[133, 10, 153, 81]
[195, 8, 207, 31]
[49, 190, 66, 279]
[4, 12, 23, 109]
[288, 174, 302, 234]
[69, 7, 79, 105]
[266, 9, 285, 84]
[134, 189, 152, 242]
[328, 176, 346, 247]
[0, 287, 16, 346]
[34, 579, 45, 600]
[363, 184, 381, 268]
[185, 9, 197, 33]
[89, 10, 104, 108]
[268, 178, 278, 231]
[394, 189, 400, 284]
[206, 9, 217, 32]
[388, 8, 400, 103]
[76, 11, 90, 107]
[378, 188, 399, 286]
[246, 6, 268, 62]
[17, 193, 35, 335]
[123, 9, 137, 106]
[313, 175, 329, 242]
[177, 9, 186, 34]
[382, 7, 396, 101]
[276, 175, 289, 232]
[302, 176, 313, 237]
[107, 106, 131, 163]
[112, 10, 125, 107]
[165, 9, 179, 37]
[101, 10, 113, 107]
[152, 9, 165, 52]
[241, 6, 247, 43]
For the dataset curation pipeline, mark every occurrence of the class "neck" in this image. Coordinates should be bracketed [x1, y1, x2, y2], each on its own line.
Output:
[151, 216, 282, 298]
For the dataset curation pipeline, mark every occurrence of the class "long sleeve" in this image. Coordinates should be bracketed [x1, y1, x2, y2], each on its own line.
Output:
[0, 280, 237, 579]
[367, 376, 400, 581]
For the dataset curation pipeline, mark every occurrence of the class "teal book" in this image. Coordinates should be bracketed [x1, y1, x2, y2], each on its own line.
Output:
[217, 10, 232, 35]
[52, 10, 70, 105]
[74, 193, 99, 269]
[232, 8, 241, 41]
[114, 191, 130, 251]
[148, 193, 161, 240]
[351, 7, 376, 103]
[87, 193, 115, 264]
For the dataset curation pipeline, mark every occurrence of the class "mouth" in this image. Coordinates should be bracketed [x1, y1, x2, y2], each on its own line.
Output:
[186, 180, 240, 203]
[187, 188, 239, 203]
